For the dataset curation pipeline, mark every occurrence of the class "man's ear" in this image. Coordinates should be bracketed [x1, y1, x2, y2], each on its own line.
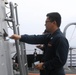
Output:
[53, 21, 57, 25]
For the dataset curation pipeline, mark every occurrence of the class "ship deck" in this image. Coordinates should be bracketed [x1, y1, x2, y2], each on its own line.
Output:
[28, 67, 76, 75]
[14, 67, 76, 75]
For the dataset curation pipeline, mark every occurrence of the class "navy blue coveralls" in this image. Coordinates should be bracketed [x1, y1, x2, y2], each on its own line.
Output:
[19, 29, 69, 75]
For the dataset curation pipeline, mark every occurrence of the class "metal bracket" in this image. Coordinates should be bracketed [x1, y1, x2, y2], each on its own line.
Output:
[4, 18, 15, 22]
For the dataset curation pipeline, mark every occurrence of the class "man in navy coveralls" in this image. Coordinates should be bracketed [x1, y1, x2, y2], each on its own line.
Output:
[10, 12, 69, 75]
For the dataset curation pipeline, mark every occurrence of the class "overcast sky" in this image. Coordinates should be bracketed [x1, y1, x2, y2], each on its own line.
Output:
[7, 0, 76, 48]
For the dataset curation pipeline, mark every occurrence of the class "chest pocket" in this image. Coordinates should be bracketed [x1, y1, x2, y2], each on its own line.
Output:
[47, 37, 54, 47]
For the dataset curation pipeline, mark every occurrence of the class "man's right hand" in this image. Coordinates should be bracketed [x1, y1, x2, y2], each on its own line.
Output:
[10, 34, 21, 40]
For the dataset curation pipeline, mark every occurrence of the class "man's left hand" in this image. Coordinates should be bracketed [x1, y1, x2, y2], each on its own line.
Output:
[35, 62, 44, 70]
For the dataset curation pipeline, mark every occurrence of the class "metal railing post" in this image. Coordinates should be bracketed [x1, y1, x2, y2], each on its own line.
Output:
[9, 2, 24, 75]
[14, 3, 28, 75]
[63, 23, 76, 67]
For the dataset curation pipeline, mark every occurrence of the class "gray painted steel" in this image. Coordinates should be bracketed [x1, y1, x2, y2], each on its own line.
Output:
[63, 23, 76, 68]
[14, 3, 28, 75]
[9, 2, 25, 75]
[0, 0, 14, 75]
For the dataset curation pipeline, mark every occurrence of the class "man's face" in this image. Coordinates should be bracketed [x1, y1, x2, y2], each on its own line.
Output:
[45, 18, 53, 32]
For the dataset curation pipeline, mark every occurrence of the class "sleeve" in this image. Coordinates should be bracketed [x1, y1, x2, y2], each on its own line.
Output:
[19, 34, 50, 44]
[44, 37, 69, 71]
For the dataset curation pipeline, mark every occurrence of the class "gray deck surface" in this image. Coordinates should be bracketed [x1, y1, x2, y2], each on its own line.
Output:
[14, 67, 76, 75]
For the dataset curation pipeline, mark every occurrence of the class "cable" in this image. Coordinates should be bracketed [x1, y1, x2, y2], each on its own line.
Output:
[6, 14, 13, 30]
[5, 5, 10, 9]
[7, 21, 13, 30]
[6, 11, 11, 15]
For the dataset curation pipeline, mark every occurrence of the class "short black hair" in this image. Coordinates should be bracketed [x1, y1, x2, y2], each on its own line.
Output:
[46, 12, 61, 27]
